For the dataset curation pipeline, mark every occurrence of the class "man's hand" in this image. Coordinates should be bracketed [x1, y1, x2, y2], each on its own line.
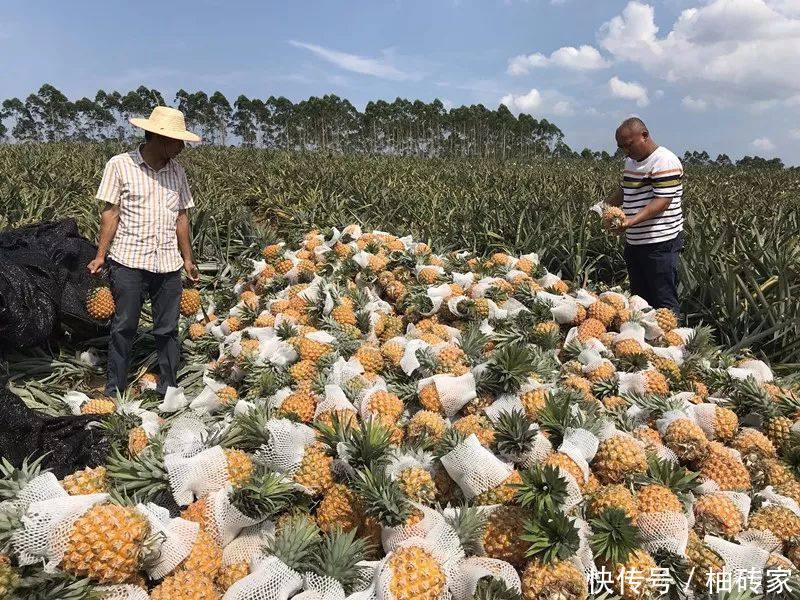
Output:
[87, 256, 105, 274]
[613, 218, 630, 235]
[184, 259, 200, 283]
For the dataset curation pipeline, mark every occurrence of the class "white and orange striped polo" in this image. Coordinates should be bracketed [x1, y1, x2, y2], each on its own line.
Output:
[96, 145, 194, 272]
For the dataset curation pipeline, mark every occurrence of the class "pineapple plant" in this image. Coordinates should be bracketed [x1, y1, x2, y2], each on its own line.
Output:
[151, 569, 220, 600]
[586, 484, 639, 521]
[483, 505, 530, 567]
[662, 418, 709, 463]
[697, 441, 751, 491]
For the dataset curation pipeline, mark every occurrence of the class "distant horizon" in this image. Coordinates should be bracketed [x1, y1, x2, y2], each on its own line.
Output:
[0, 1, 797, 163]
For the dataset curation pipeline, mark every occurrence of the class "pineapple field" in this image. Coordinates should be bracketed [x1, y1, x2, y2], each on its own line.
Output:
[1, 142, 800, 599]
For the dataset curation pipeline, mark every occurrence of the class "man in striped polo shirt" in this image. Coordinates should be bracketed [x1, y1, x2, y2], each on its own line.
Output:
[604, 117, 684, 316]
[87, 106, 201, 398]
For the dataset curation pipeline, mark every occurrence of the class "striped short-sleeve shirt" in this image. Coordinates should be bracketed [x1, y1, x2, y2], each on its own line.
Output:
[621, 146, 684, 245]
[96, 145, 194, 273]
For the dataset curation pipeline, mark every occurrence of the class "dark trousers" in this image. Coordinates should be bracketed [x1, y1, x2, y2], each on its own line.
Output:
[105, 260, 181, 397]
[623, 232, 683, 316]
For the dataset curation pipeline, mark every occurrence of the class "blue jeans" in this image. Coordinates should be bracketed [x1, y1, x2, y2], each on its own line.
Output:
[105, 259, 181, 397]
[623, 232, 683, 316]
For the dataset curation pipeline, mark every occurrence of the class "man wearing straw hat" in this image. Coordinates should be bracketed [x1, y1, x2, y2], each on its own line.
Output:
[87, 106, 201, 398]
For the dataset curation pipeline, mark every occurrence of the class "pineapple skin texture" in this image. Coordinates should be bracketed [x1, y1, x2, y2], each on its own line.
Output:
[388, 545, 446, 600]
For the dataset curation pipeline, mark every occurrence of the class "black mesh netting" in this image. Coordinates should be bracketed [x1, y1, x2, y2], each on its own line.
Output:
[0, 219, 106, 349]
[0, 385, 109, 478]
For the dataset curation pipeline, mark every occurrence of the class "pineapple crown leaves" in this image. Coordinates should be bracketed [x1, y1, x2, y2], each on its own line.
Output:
[262, 513, 321, 573]
[635, 453, 699, 496]
[0, 454, 47, 501]
[493, 409, 537, 460]
[726, 376, 780, 418]
[459, 326, 490, 365]
[434, 427, 468, 459]
[483, 343, 540, 395]
[414, 347, 440, 378]
[651, 548, 692, 600]
[310, 527, 372, 594]
[244, 365, 292, 400]
[443, 504, 488, 556]
[536, 388, 603, 446]
[515, 465, 569, 514]
[315, 414, 393, 472]
[275, 320, 299, 341]
[219, 403, 274, 451]
[353, 465, 414, 528]
[231, 468, 297, 520]
[105, 439, 169, 504]
[683, 325, 718, 358]
[589, 507, 639, 566]
[559, 338, 586, 364]
[471, 576, 523, 600]
[9, 570, 99, 600]
[521, 510, 581, 563]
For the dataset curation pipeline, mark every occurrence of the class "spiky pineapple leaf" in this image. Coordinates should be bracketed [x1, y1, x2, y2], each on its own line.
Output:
[443, 505, 487, 556]
[589, 507, 638, 566]
[515, 465, 569, 514]
[521, 510, 580, 563]
[471, 576, 523, 600]
[636, 452, 699, 496]
[493, 409, 537, 462]
[262, 513, 320, 572]
[0, 454, 46, 501]
[353, 466, 414, 529]
[310, 528, 372, 594]
[230, 468, 297, 520]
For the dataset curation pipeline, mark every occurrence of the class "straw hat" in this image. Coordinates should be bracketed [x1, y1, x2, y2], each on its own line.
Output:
[129, 106, 201, 143]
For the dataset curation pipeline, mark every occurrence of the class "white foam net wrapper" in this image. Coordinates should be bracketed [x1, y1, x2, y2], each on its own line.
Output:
[257, 418, 316, 474]
[758, 486, 800, 517]
[96, 585, 151, 600]
[558, 428, 599, 483]
[399, 338, 429, 375]
[483, 394, 523, 423]
[13, 492, 108, 569]
[163, 413, 209, 457]
[705, 535, 770, 573]
[381, 504, 449, 554]
[158, 386, 190, 412]
[440, 434, 513, 498]
[164, 445, 231, 506]
[637, 511, 689, 554]
[202, 486, 265, 546]
[374, 538, 451, 600]
[550, 300, 579, 325]
[617, 371, 648, 396]
[327, 357, 365, 388]
[735, 529, 782, 553]
[223, 522, 276, 567]
[16, 472, 68, 510]
[416, 372, 477, 418]
[315, 384, 358, 419]
[222, 555, 304, 600]
[449, 557, 522, 600]
[296, 574, 346, 600]
[137, 503, 199, 580]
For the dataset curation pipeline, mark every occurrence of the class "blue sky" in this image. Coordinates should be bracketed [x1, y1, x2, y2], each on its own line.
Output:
[1, 0, 799, 163]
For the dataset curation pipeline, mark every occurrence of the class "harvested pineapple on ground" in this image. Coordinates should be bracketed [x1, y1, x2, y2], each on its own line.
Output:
[3, 224, 800, 599]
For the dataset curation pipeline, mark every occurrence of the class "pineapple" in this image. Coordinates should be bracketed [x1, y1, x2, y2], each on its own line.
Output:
[483, 505, 529, 567]
[216, 562, 250, 591]
[654, 308, 678, 332]
[223, 448, 254, 488]
[293, 442, 334, 496]
[316, 483, 364, 534]
[748, 505, 800, 545]
[181, 496, 209, 530]
[635, 484, 682, 514]
[365, 390, 404, 424]
[474, 470, 523, 505]
[520, 510, 586, 600]
[493, 409, 538, 465]
[216, 385, 238, 405]
[685, 529, 725, 593]
[643, 370, 669, 396]
[0, 555, 19, 599]
[586, 484, 639, 521]
[308, 528, 371, 595]
[179, 286, 201, 317]
[586, 300, 616, 327]
[81, 397, 116, 415]
[179, 529, 223, 579]
[601, 205, 627, 231]
[61, 465, 108, 495]
[406, 410, 447, 444]
[387, 545, 447, 600]
[355, 344, 384, 373]
[662, 418, 709, 463]
[151, 569, 220, 600]
[279, 388, 317, 422]
[86, 281, 115, 320]
[298, 336, 331, 362]
[613, 338, 646, 359]
[693, 493, 743, 537]
[397, 466, 437, 504]
[453, 414, 495, 447]
[592, 434, 647, 484]
[520, 388, 548, 418]
[712, 406, 738, 442]
[188, 321, 206, 339]
[576, 317, 606, 342]
[60, 503, 150, 584]
[731, 427, 776, 458]
[698, 441, 751, 491]
[419, 384, 444, 414]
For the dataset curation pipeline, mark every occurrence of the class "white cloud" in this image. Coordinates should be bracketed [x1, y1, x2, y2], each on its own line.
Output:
[500, 88, 543, 112]
[551, 100, 575, 116]
[598, 1, 800, 104]
[289, 40, 409, 80]
[752, 137, 775, 151]
[682, 95, 708, 111]
[790, 128, 800, 139]
[507, 45, 609, 74]
[609, 76, 650, 106]
[507, 53, 548, 75]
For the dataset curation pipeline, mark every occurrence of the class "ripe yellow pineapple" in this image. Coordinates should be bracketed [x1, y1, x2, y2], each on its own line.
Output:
[419, 384, 444, 414]
[316, 483, 363, 533]
[521, 559, 587, 600]
[601, 205, 627, 231]
[180, 529, 223, 579]
[577, 317, 606, 342]
[224, 316, 242, 332]
[663, 418, 709, 462]
[712, 405, 738, 442]
[748, 505, 800, 544]
[543, 452, 586, 489]
[643, 370, 669, 396]
[698, 441, 751, 491]
[239, 290, 260, 311]
[86, 284, 115, 320]
[474, 470, 523, 505]
[562, 375, 594, 402]
[0, 555, 19, 598]
[764, 416, 793, 451]
[388, 545, 446, 600]
[613, 338, 646, 358]
[224, 449, 253, 488]
[331, 300, 357, 326]
[406, 410, 447, 444]
[216, 385, 238, 406]
[254, 311, 275, 328]
[397, 467, 437, 504]
[150, 570, 220, 600]
[587, 485, 639, 521]
[586, 300, 617, 327]
[483, 505, 529, 567]
[188, 322, 206, 340]
[418, 266, 440, 284]
[731, 427, 776, 458]
[686, 529, 725, 593]
[693, 493, 743, 537]
[293, 442, 334, 496]
[216, 562, 249, 591]
[365, 390, 404, 423]
[81, 397, 115, 415]
[62, 465, 108, 495]
[297, 336, 330, 362]
[521, 387, 548, 418]
[584, 361, 616, 382]
[355, 345, 384, 373]
[289, 359, 317, 382]
[453, 414, 495, 447]
[60, 504, 149, 584]
[181, 496, 209, 530]
[654, 308, 678, 332]
[636, 484, 682, 514]
[593, 434, 647, 484]
[436, 345, 466, 374]
[179, 287, 201, 317]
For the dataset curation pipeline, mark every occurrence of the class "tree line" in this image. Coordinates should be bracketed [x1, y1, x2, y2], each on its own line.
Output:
[0, 84, 787, 168]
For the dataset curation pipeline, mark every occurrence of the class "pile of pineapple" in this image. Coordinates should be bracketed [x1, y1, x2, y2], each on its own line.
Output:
[3, 224, 800, 600]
